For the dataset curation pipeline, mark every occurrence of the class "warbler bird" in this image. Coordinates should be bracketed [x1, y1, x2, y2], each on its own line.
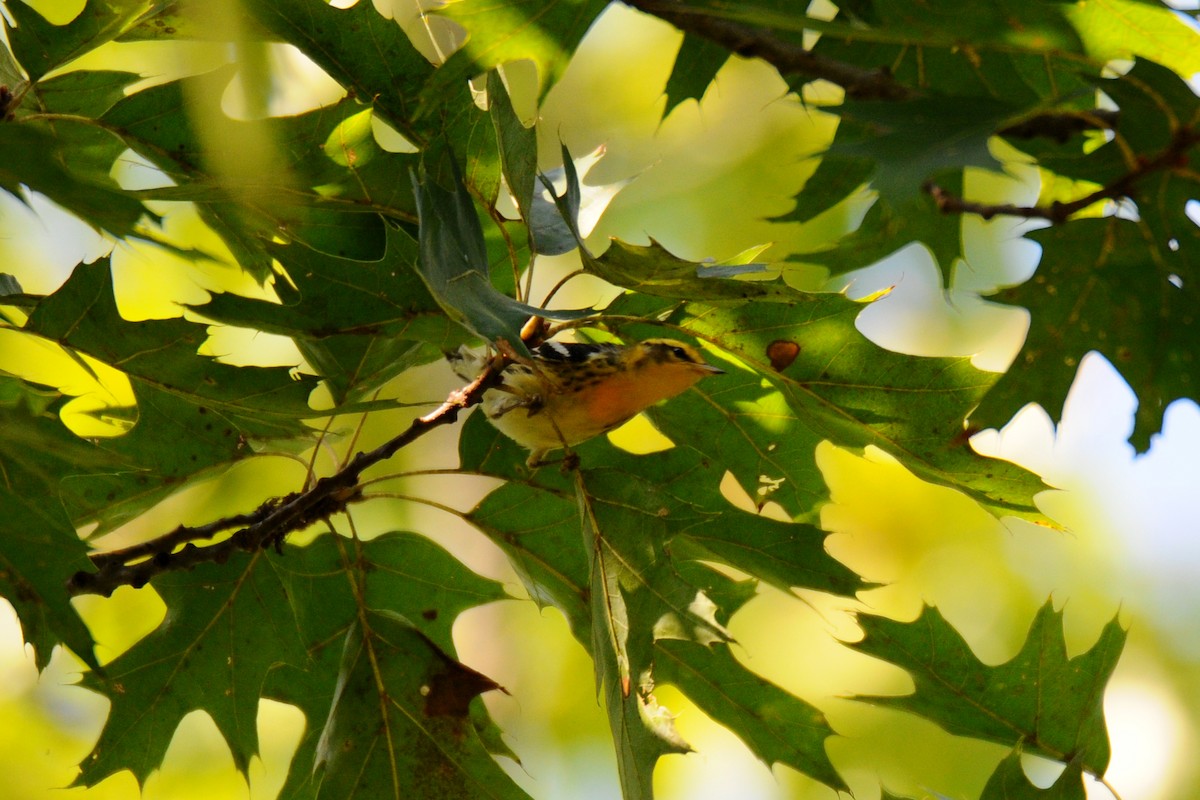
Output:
[450, 338, 723, 466]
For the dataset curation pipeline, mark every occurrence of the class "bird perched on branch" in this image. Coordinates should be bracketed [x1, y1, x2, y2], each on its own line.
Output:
[449, 338, 723, 466]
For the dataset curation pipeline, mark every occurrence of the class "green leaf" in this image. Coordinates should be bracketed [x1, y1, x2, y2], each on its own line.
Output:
[24, 69, 142, 117]
[834, 96, 1016, 201]
[799, 0, 1089, 101]
[6, 0, 154, 81]
[412, 149, 590, 355]
[423, 0, 611, 107]
[775, 114, 966, 280]
[971, 61, 1200, 448]
[530, 143, 586, 257]
[99, 68, 410, 275]
[850, 601, 1125, 777]
[655, 640, 845, 791]
[243, 0, 508, 209]
[603, 292, 1047, 522]
[800, 190, 964, 280]
[462, 421, 857, 795]
[976, 217, 1197, 450]
[242, 0, 434, 141]
[26, 262, 316, 421]
[774, 150, 873, 226]
[79, 549, 311, 784]
[0, 483, 96, 669]
[0, 378, 100, 668]
[21, 261, 316, 530]
[487, 71, 537, 223]
[0, 123, 147, 235]
[663, 33, 727, 117]
[587, 238, 795, 301]
[192, 227, 465, 403]
[981, 748, 1086, 800]
[265, 533, 510, 799]
[81, 532, 509, 788]
[313, 610, 528, 800]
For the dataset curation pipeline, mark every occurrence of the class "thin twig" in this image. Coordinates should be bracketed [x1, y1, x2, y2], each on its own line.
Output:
[624, 0, 1123, 152]
[68, 353, 514, 597]
[926, 124, 1199, 224]
[88, 508, 278, 569]
[622, 0, 912, 101]
[999, 109, 1119, 142]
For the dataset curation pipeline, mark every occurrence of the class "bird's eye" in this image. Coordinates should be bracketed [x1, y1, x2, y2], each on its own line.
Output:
[670, 346, 689, 361]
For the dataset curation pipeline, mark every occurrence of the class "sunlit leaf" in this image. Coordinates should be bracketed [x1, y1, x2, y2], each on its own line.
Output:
[655, 640, 845, 790]
[850, 601, 1124, 777]
[21, 261, 316, 531]
[424, 0, 610, 105]
[461, 417, 857, 796]
[603, 291, 1046, 522]
[6, 0, 154, 81]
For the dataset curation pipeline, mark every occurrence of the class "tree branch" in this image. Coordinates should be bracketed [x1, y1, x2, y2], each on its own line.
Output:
[622, 0, 912, 101]
[999, 109, 1119, 142]
[926, 124, 1199, 224]
[68, 357, 509, 598]
[625, 1, 1120, 145]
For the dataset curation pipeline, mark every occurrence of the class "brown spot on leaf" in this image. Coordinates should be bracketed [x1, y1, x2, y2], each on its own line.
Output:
[766, 339, 800, 371]
[423, 659, 503, 718]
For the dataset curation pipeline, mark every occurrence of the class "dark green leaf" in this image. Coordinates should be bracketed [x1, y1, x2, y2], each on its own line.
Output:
[81, 532, 509, 787]
[530, 143, 586, 256]
[79, 549, 312, 784]
[834, 96, 1015, 201]
[22, 261, 316, 530]
[412, 149, 590, 354]
[664, 33, 728, 117]
[0, 273, 23, 296]
[193, 228, 463, 403]
[850, 601, 1125, 776]
[312, 610, 528, 800]
[981, 749, 1086, 800]
[0, 378, 99, 669]
[979, 60, 1200, 449]
[587, 238, 795, 301]
[0, 124, 146, 235]
[975, 218, 1197, 451]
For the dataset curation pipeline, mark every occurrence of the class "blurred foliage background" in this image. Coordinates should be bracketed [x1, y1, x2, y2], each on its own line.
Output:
[1, 1, 1199, 799]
